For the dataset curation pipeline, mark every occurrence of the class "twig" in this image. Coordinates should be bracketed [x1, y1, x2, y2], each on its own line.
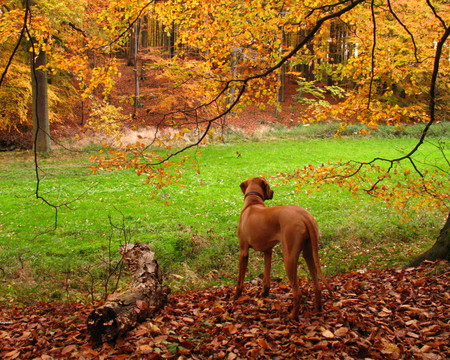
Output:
[0, 5, 28, 86]
[101, 1, 156, 50]
[387, 0, 420, 63]
[426, 0, 447, 29]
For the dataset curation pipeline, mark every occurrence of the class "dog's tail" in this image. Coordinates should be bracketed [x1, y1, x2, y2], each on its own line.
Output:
[306, 218, 333, 296]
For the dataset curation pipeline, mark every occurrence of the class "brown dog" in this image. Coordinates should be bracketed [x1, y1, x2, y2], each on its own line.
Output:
[235, 177, 331, 319]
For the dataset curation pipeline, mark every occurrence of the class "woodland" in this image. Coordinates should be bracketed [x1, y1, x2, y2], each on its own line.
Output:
[0, 0, 450, 359]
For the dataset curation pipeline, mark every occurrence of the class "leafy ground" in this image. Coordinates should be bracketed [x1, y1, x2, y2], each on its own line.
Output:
[1, 260, 448, 360]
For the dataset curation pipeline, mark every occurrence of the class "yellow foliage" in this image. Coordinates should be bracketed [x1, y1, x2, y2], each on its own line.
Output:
[0, 63, 31, 132]
[86, 101, 128, 138]
[0, 62, 67, 133]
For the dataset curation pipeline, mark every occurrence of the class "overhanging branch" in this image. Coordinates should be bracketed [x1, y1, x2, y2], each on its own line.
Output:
[138, 0, 368, 166]
[332, 13, 450, 190]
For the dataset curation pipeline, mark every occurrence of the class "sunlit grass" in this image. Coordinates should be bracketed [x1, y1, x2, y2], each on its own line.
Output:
[0, 123, 448, 303]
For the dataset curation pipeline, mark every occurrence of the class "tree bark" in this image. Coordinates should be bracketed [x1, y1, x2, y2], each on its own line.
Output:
[408, 211, 450, 267]
[87, 243, 170, 343]
[31, 49, 51, 153]
[133, 19, 142, 115]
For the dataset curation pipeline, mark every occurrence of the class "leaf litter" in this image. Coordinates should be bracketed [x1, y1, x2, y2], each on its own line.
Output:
[0, 261, 448, 359]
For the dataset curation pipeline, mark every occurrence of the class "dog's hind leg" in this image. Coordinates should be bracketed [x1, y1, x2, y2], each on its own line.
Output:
[235, 248, 249, 299]
[262, 249, 272, 297]
[303, 239, 322, 313]
[281, 245, 302, 319]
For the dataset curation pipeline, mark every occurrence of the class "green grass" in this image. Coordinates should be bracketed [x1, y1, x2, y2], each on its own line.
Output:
[0, 123, 449, 303]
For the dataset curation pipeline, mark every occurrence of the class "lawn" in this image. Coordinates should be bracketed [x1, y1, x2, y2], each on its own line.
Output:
[0, 123, 448, 303]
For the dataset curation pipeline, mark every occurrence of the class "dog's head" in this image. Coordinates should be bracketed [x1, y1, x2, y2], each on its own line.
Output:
[240, 177, 274, 201]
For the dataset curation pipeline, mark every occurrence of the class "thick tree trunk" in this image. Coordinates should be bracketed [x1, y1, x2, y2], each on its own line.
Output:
[87, 243, 170, 343]
[408, 211, 450, 267]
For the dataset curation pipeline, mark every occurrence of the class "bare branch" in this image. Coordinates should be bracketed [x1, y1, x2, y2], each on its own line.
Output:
[332, 14, 450, 190]
[23, 0, 97, 229]
[426, 0, 447, 29]
[134, 0, 368, 165]
[101, 0, 156, 50]
[147, 83, 248, 165]
[0, 5, 29, 86]
[404, 24, 450, 159]
[387, 0, 421, 63]
[306, 0, 358, 18]
[244, 0, 367, 82]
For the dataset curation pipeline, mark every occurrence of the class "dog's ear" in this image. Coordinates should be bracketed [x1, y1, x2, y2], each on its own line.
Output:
[267, 188, 274, 200]
[262, 179, 274, 200]
[240, 180, 249, 194]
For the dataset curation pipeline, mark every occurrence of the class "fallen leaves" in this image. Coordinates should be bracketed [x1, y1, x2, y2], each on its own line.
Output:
[0, 260, 448, 359]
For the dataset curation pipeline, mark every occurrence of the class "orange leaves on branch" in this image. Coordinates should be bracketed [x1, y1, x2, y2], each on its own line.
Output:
[301, 92, 430, 127]
[91, 141, 196, 190]
[276, 159, 449, 215]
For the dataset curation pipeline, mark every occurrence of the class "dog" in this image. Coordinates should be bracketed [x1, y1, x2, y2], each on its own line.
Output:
[235, 177, 331, 319]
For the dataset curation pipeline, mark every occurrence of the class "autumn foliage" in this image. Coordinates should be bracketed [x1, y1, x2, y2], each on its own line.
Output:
[1, 1, 449, 137]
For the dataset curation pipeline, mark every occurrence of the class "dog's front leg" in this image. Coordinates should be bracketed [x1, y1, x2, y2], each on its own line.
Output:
[262, 249, 272, 297]
[235, 248, 249, 299]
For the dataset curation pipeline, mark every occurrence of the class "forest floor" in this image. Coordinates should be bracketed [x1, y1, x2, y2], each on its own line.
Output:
[1, 260, 449, 359]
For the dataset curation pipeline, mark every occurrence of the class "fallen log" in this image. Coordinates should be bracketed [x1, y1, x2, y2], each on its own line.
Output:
[87, 243, 170, 343]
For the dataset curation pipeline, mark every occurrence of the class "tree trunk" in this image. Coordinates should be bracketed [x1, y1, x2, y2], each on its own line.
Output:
[133, 19, 142, 115]
[32, 49, 51, 153]
[408, 211, 450, 267]
[87, 243, 170, 343]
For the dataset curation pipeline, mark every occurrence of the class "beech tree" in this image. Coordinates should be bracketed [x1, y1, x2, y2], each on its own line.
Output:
[30, 34, 50, 152]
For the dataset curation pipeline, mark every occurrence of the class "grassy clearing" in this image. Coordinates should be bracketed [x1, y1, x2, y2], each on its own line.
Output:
[0, 123, 448, 303]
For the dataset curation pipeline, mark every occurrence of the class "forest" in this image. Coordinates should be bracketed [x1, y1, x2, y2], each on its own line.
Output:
[0, 0, 449, 359]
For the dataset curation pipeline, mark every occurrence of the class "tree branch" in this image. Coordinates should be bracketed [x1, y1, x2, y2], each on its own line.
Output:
[331, 18, 450, 193]
[134, 0, 367, 165]
[426, 0, 447, 29]
[101, 0, 156, 50]
[387, 0, 420, 63]
[24, 0, 97, 230]
[0, 5, 29, 86]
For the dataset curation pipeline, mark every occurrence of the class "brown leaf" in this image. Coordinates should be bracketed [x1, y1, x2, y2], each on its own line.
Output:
[226, 324, 238, 335]
[235, 295, 251, 303]
[334, 327, 349, 337]
[3, 350, 20, 359]
[407, 331, 420, 339]
[135, 300, 149, 312]
[322, 329, 335, 339]
[61, 344, 77, 355]
[257, 338, 272, 350]
[381, 339, 401, 359]
[139, 344, 153, 354]
[182, 316, 195, 324]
